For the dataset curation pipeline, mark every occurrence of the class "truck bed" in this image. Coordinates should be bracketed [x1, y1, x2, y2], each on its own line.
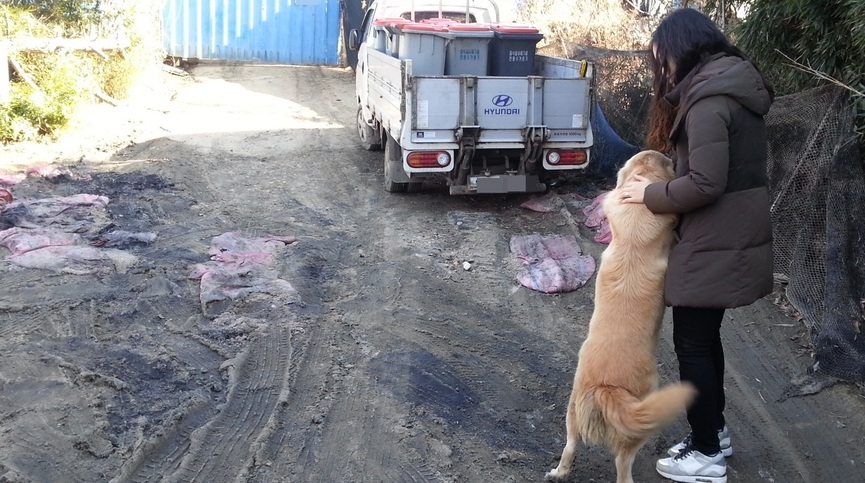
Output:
[365, 49, 593, 149]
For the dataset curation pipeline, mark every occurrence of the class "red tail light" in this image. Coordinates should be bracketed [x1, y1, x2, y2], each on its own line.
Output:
[546, 149, 588, 166]
[407, 151, 451, 168]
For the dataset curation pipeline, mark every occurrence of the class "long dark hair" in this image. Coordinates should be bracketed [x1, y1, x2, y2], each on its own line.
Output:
[645, 8, 762, 151]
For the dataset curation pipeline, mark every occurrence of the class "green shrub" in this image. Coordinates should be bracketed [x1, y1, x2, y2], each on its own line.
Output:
[0, 83, 65, 141]
[3, 0, 101, 36]
[0, 3, 153, 144]
[735, 0, 865, 141]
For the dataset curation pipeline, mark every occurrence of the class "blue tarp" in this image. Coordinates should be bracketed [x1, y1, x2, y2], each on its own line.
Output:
[588, 102, 640, 179]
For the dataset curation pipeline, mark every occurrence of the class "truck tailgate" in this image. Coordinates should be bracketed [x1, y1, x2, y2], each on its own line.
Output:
[412, 75, 591, 143]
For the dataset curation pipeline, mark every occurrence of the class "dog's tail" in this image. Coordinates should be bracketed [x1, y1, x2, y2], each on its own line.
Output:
[595, 383, 697, 440]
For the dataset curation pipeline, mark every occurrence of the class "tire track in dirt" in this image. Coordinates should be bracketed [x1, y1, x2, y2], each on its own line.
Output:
[150, 318, 294, 483]
[115, 397, 217, 483]
[0, 288, 116, 339]
[0, 307, 55, 339]
[219, 307, 322, 481]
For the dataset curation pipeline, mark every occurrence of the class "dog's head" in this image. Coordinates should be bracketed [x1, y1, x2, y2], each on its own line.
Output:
[604, 150, 677, 246]
[616, 150, 675, 188]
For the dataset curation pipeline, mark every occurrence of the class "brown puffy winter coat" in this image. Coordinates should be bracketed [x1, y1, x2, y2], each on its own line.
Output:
[643, 54, 774, 308]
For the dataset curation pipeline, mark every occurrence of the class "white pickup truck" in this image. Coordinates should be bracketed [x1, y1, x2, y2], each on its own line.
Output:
[348, 0, 594, 194]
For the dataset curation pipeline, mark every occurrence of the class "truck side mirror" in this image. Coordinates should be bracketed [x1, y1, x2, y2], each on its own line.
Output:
[348, 30, 360, 51]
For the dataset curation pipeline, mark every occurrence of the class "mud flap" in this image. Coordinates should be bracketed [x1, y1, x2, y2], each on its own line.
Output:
[386, 157, 412, 183]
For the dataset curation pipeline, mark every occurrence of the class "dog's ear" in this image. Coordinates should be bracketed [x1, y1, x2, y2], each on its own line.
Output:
[616, 151, 644, 187]
[637, 151, 674, 182]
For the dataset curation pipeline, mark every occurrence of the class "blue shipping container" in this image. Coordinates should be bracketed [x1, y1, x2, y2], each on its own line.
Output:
[164, 0, 341, 65]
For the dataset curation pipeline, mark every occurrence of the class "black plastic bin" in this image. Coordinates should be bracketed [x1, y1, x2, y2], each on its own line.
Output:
[444, 23, 494, 76]
[488, 25, 543, 76]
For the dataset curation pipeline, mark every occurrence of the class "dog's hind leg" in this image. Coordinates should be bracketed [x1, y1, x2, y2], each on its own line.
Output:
[613, 440, 642, 483]
[545, 399, 580, 480]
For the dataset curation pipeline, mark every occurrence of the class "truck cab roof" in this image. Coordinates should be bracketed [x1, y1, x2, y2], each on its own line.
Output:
[372, 0, 500, 24]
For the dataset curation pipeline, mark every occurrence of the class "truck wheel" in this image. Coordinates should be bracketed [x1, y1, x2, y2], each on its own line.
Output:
[357, 106, 382, 151]
[383, 135, 407, 193]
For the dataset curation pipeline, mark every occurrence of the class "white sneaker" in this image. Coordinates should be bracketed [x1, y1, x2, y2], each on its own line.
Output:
[656, 447, 727, 483]
[668, 425, 732, 457]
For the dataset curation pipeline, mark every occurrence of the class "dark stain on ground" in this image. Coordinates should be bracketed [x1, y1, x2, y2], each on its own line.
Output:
[0, 204, 30, 230]
[370, 348, 557, 454]
[2, 171, 182, 234]
[74, 172, 174, 196]
[373, 350, 479, 422]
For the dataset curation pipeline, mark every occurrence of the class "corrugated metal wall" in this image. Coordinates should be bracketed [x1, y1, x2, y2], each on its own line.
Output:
[163, 0, 341, 65]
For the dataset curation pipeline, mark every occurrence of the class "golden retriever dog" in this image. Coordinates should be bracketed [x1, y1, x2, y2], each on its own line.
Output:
[546, 150, 696, 483]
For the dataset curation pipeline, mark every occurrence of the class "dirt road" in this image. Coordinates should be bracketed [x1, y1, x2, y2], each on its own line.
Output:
[1, 64, 864, 483]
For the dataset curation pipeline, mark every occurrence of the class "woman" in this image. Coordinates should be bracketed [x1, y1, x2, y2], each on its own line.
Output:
[621, 8, 774, 483]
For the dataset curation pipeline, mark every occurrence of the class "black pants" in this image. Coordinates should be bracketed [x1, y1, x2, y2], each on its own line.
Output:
[672, 306, 726, 456]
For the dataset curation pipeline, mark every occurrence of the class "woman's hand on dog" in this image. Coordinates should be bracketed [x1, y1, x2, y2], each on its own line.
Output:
[621, 175, 651, 204]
